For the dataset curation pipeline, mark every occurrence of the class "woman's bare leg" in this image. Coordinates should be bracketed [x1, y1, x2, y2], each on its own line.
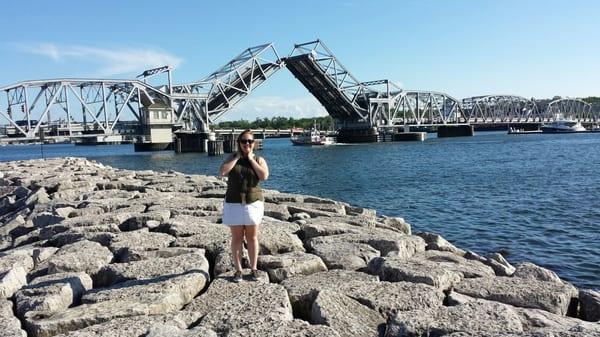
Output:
[230, 226, 245, 272]
[244, 225, 259, 270]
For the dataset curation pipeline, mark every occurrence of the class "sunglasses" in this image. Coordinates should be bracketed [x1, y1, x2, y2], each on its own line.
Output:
[239, 139, 255, 145]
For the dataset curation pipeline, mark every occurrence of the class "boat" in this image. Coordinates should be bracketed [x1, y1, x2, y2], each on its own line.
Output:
[290, 128, 336, 146]
[541, 118, 586, 133]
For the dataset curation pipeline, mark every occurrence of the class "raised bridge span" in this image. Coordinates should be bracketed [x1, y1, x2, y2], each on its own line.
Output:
[1, 40, 598, 141]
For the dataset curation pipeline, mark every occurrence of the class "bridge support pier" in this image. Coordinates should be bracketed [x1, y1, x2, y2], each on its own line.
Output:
[336, 127, 379, 143]
[437, 125, 474, 138]
[174, 132, 208, 153]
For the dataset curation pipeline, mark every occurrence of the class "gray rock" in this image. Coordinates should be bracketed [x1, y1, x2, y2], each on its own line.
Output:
[385, 299, 524, 337]
[580, 289, 600, 322]
[414, 250, 496, 278]
[287, 205, 335, 218]
[226, 319, 339, 337]
[258, 220, 305, 254]
[47, 240, 113, 278]
[26, 272, 206, 337]
[119, 210, 171, 231]
[307, 232, 425, 257]
[309, 241, 380, 270]
[184, 269, 269, 317]
[52, 312, 202, 337]
[14, 272, 92, 318]
[144, 324, 218, 337]
[0, 299, 27, 337]
[96, 251, 209, 286]
[300, 220, 363, 239]
[378, 216, 411, 235]
[281, 270, 379, 320]
[486, 252, 516, 276]
[454, 276, 577, 315]
[514, 262, 564, 283]
[258, 252, 327, 283]
[311, 290, 385, 337]
[263, 191, 304, 204]
[156, 215, 220, 237]
[109, 229, 175, 258]
[367, 256, 463, 289]
[0, 250, 35, 298]
[345, 205, 376, 217]
[197, 282, 294, 335]
[342, 281, 444, 318]
[118, 247, 199, 263]
[263, 203, 291, 221]
[31, 212, 65, 228]
[415, 231, 466, 255]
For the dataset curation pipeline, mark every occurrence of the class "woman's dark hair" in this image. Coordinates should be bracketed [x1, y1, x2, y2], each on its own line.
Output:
[237, 129, 254, 153]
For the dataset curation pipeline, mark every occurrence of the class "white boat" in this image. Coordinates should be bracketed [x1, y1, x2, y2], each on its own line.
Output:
[541, 119, 586, 133]
[290, 129, 336, 146]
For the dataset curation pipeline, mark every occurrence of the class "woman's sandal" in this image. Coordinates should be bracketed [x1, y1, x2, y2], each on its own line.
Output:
[233, 270, 243, 283]
[250, 269, 259, 281]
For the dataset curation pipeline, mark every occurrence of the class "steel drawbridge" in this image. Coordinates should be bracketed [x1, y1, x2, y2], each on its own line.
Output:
[1, 39, 599, 140]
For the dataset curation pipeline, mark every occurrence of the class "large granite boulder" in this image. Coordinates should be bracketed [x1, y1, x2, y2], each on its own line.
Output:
[52, 312, 203, 337]
[368, 256, 463, 289]
[307, 232, 425, 257]
[311, 290, 385, 337]
[0, 249, 35, 297]
[26, 272, 206, 337]
[281, 270, 379, 320]
[183, 269, 269, 317]
[108, 229, 175, 259]
[0, 299, 27, 337]
[309, 241, 380, 270]
[257, 252, 327, 282]
[415, 231, 465, 255]
[386, 299, 524, 337]
[95, 251, 209, 286]
[14, 272, 92, 318]
[580, 289, 600, 322]
[226, 319, 339, 337]
[514, 262, 565, 283]
[195, 282, 294, 336]
[454, 276, 577, 315]
[343, 281, 444, 318]
[47, 240, 113, 280]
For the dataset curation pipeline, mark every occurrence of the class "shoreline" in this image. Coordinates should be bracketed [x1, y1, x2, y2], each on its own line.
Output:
[1, 157, 599, 336]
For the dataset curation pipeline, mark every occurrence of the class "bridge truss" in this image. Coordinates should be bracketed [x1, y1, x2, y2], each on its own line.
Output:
[2, 39, 599, 140]
[0, 43, 283, 138]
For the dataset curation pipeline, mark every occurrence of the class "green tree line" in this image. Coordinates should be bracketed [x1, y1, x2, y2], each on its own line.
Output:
[216, 116, 334, 130]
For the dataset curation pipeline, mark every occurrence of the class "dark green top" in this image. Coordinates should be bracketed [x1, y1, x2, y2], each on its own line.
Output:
[225, 156, 264, 204]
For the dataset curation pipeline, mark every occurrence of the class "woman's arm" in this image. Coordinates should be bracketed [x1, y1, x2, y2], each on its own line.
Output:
[249, 156, 269, 181]
[219, 153, 240, 177]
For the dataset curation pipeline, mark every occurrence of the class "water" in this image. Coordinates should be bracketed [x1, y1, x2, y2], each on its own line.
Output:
[1, 132, 599, 290]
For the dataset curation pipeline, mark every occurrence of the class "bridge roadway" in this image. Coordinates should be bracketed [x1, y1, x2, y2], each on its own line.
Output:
[1, 40, 598, 144]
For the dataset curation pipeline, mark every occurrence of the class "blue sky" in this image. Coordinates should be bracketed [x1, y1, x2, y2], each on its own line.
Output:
[1, 0, 598, 121]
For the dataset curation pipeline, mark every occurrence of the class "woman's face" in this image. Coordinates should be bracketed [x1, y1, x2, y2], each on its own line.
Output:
[238, 133, 254, 154]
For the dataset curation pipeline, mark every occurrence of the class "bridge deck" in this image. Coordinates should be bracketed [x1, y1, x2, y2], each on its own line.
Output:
[284, 54, 366, 121]
[207, 62, 279, 113]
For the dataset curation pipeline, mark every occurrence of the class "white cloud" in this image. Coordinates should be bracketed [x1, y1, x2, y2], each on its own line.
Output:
[223, 96, 328, 121]
[15, 42, 183, 77]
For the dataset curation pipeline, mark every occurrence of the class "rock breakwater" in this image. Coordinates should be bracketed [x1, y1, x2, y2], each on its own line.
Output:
[1, 157, 599, 337]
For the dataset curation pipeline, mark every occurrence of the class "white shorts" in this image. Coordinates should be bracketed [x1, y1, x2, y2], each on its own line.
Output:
[222, 201, 264, 226]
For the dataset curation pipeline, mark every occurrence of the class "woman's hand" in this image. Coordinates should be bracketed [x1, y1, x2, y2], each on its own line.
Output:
[248, 155, 269, 181]
[219, 153, 241, 177]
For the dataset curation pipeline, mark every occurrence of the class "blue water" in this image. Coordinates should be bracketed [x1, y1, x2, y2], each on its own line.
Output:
[1, 132, 599, 290]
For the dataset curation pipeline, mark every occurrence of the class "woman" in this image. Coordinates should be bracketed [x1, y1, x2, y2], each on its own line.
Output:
[219, 130, 269, 282]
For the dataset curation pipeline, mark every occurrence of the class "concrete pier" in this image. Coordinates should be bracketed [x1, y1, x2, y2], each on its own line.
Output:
[174, 132, 208, 153]
[207, 140, 224, 156]
[437, 125, 474, 138]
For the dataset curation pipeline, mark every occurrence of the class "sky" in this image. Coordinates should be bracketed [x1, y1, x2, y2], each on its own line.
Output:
[0, 0, 598, 121]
